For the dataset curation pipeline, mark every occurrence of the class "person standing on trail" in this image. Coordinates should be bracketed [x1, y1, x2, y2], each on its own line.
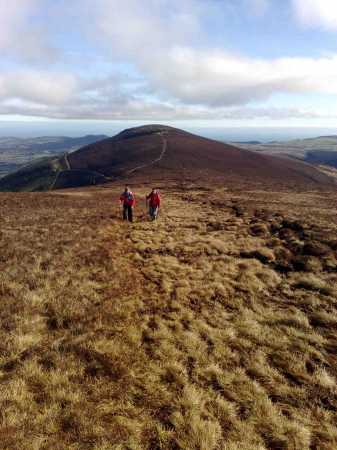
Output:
[146, 188, 161, 221]
[120, 186, 135, 222]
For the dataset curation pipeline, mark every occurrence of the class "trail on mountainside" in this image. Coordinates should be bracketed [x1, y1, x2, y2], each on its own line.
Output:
[49, 153, 71, 190]
[126, 132, 168, 176]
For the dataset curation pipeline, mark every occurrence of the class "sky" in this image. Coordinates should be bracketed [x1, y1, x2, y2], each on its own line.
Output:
[1, 0, 337, 135]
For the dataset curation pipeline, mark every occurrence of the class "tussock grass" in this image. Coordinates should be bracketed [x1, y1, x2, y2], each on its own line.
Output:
[0, 186, 337, 449]
[291, 273, 335, 295]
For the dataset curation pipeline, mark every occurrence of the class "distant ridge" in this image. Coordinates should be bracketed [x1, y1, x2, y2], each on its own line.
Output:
[232, 134, 337, 169]
[233, 141, 262, 145]
[0, 134, 109, 180]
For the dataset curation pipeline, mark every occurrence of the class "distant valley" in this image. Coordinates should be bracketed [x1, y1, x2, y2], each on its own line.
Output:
[232, 135, 337, 168]
[0, 134, 108, 178]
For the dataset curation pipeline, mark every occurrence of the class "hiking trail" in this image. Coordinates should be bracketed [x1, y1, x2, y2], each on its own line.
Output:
[49, 152, 71, 190]
[126, 132, 168, 176]
[50, 132, 167, 190]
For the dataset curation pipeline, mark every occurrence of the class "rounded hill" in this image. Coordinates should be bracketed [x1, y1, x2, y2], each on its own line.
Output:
[0, 124, 334, 191]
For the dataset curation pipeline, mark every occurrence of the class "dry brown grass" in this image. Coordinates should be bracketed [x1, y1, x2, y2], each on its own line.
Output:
[0, 184, 337, 449]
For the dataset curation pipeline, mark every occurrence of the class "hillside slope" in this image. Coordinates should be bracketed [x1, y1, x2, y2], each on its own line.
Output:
[0, 125, 334, 191]
[67, 125, 334, 187]
[0, 184, 336, 449]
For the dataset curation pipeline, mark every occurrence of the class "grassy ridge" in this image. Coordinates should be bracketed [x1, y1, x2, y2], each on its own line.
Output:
[0, 157, 63, 192]
[0, 186, 336, 449]
[0, 154, 107, 192]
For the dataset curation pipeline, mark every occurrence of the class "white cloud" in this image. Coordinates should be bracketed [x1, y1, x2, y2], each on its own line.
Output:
[0, 67, 326, 121]
[292, 0, 337, 30]
[1, 0, 337, 122]
[0, 68, 328, 122]
[154, 49, 337, 106]
[0, 1, 36, 48]
[87, 0, 204, 58]
[0, 0, 59, 62]
[0, 97, 323, 121]
[0, 71, 78, 104]
[83, 0, 337, 108]
[247, 0, 269, 16]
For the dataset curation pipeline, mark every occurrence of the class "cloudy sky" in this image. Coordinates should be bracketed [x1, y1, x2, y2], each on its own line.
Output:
[1, 0, 337, 130]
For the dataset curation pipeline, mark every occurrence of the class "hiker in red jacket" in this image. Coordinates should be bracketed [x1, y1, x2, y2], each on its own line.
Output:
[120, 186, 135, 222]
[146, 188, 161, 221]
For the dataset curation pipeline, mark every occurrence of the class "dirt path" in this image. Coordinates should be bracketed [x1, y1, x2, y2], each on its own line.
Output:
[49, 152, 71, 190]
[126, 131, 168, 176]
[63, 152, 71, 170]
[50, 133, 167, 190]
[49, 170, 61, 191]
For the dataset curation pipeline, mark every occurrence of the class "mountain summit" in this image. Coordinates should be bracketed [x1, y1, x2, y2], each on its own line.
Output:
[0, 125, 334, 191]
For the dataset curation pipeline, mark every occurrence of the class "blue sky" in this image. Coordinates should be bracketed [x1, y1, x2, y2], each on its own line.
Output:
[1, 0, 337, 133]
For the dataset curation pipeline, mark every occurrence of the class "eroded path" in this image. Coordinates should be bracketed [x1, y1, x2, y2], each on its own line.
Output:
[126, 131, 168, 176]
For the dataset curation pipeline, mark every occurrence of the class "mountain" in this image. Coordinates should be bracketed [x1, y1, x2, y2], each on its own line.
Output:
[233, 135, 337, 168]
[0, 134, 108, 179]
[0, 125, 334, 192]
